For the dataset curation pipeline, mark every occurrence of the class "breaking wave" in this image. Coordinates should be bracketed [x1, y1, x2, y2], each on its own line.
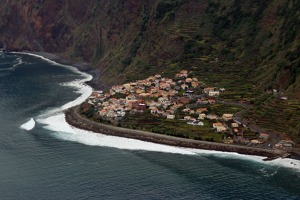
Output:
[41, 114, 196, 155]
[20, 118, 36, 131]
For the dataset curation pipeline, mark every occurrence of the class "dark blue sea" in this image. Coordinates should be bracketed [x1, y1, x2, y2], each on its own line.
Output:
[0, 53, 299, 200]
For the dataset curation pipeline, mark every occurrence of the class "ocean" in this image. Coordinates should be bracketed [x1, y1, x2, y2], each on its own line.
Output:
[0, 52, 299, 200]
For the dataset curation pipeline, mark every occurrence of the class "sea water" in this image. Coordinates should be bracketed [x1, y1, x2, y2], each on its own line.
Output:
[0, 53, 299, 200]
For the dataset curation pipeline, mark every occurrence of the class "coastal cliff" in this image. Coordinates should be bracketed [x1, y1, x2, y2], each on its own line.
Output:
[1, 0, 300, 98]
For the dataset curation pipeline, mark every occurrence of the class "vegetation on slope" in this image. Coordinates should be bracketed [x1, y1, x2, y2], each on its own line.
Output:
[0, 0, 299, 142]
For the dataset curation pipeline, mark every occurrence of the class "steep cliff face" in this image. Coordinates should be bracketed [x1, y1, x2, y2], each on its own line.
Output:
[0, 0, 300, 98]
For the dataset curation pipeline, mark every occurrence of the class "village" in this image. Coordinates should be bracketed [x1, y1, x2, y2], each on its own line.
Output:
[83, 70, 294, 149]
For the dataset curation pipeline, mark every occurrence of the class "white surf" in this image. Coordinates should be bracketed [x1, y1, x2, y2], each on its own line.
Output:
[41, 113, 196, 155]
[20, 118, 36, 131]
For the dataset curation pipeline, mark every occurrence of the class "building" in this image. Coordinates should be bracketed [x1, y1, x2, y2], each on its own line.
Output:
[137, 103, 147, 111]
[181, 83, 189, 90]
[213, 122, 223, 129]
[186, 78, 193, 83]
[198, 113, 206, 120]
[208, 90, 220, 97]
[196, 108, 207, 113]
[193, 120, 204, 126]
[216, 125, 227, 132]
[250, 140, 263, 144]
[184, 116, 191, 120]
[207, 114, 218, 120]
[167, 115, 175, 119]
[259, 133, 269, 140]
[222, 114, 233, 121]
[231, 122, 239, 128]
[150, 107, 158, 114]
[213, 122, 227, 132]
[203, 87, 215, 94]
[191, 81, 199, 88]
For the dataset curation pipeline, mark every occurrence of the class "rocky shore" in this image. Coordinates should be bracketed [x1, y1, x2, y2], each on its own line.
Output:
[65, 106, 288, 159]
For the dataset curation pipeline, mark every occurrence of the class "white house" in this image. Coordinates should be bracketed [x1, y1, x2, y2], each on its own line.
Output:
[208, 90, 220, 97]
[167, 115, 175, 119]
[117, 111, 126, 118]
[231, 122, 239, 128]
[198, 113, 206, 120]
[216, 125, 227, 132]
[222, 114, 233, 121]
[184, 116, 191, 120]
[207, 114, 218, 120]
[193, 120, 204, 126]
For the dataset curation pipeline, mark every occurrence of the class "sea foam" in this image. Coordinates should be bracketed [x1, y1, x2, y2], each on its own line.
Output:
[20, 118, 36, 131]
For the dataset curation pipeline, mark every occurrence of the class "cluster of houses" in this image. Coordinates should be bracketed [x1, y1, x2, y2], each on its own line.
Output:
[85, 70, 272, 144]
[86, 70, 229, 127]
[80, 69, 298, 149]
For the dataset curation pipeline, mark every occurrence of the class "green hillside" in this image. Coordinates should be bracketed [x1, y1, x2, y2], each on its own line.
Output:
[0, 0, 299, 142]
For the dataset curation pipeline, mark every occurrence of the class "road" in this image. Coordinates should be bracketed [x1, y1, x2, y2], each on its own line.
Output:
[216, 100, 281, 146]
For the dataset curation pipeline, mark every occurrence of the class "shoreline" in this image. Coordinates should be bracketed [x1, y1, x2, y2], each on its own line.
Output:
[10, 51, 299, 160]
[12, 51, 102, 89]
[65, 106, 289, 159]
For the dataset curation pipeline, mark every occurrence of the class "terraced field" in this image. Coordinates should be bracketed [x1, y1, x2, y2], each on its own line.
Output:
[167, 17, 203, 39]
[244, 99, 300, 144]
